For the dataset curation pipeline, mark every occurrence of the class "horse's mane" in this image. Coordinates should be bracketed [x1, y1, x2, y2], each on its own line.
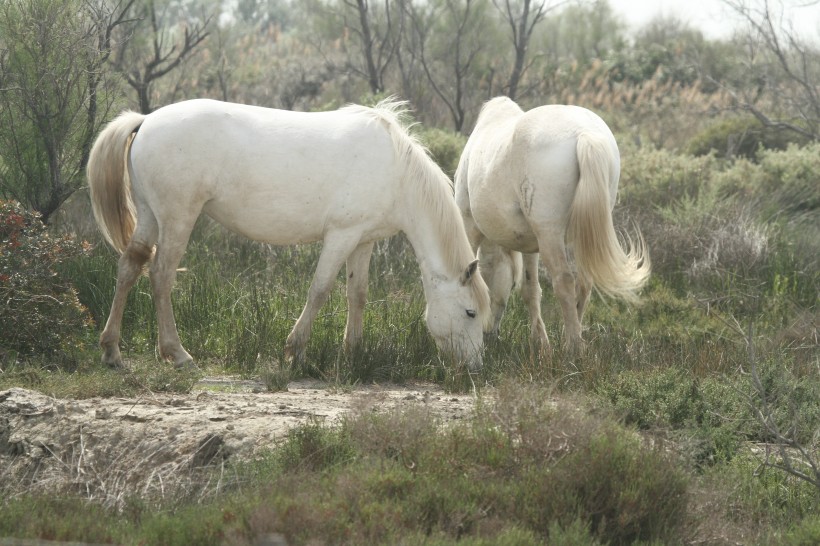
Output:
[342, 98, 491, 324]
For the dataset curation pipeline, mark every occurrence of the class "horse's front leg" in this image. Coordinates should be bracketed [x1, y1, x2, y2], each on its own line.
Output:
[285, 232, 361, 364]
[343, 241, 375, 353]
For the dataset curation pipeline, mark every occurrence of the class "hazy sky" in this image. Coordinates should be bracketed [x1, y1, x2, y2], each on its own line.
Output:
[606, 0, 820, 40]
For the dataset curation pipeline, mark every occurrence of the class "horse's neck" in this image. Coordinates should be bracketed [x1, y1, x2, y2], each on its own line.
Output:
[401, 204, 454, 282]
[399, 187, 467, 286]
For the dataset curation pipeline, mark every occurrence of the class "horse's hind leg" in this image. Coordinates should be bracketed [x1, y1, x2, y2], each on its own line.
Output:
[344, 241, 375, 353]
[575, 271, 592, 324]
[100, 241, 154, 368]
[149, 222, 197, 368]
[537, 235, 584, 353]
[520, 252, 550, 357]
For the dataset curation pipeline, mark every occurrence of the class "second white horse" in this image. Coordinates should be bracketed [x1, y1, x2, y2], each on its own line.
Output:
[455, 97, 650, 354]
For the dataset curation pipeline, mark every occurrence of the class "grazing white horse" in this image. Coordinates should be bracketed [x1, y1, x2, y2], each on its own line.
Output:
[455, 97, 649, 354]
[88, 98, 491, 370]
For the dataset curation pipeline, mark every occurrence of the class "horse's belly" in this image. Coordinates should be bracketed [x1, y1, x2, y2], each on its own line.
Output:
[205, 204, 323, 244]
[473, 201, 539, 253]
[204, 196, 396, 246]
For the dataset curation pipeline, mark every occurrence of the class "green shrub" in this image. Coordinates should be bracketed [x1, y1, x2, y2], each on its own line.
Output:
[756, 143, 820, 216]
[275, 419, 356, 473]
[781, 515, 820, 546]
[597, 367, 746, 467]
[233, 385, 690, 545]
[686, 115, 808, 159]
[619, 146, 717, 212]
[750, 356, 820, 446]
[418, 127, 467, 177]
[599, 367, 702, 430]
[0, 200, 92, 365]
[720, 453, 820, 532]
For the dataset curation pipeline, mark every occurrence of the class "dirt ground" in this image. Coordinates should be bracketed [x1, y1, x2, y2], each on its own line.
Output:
[0, 378, 479, 507]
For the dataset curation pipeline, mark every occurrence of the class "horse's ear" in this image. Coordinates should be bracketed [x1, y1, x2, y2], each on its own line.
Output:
[461, 259, 479, 285]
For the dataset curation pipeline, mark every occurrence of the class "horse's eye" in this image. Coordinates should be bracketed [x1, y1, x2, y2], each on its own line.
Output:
[466, 309, 477, 319]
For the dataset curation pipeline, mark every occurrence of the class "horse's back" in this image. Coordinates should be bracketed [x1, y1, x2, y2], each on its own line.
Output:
[128, 100, 401, 244]
[131, 100, 394, 177]
[462, 102, 619, 251]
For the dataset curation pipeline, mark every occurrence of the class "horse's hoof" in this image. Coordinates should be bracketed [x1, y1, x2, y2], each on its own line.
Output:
[284, 339, 306, 365]
[284, 350, 305, 366]
[101, 350, 126, 370]
[174, 359, 200, 372]
[564, 339, 586, 359]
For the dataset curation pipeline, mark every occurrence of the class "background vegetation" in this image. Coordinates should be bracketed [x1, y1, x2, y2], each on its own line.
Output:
[1, 0, 818, 544]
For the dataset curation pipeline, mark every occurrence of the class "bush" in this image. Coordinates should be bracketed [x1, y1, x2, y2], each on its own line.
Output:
[755, 143, 820, 216]
[686, 115, 809, 159]
[597, 367, 747, 467]
[0, 200, 92, 365]
[782, 515, 820, 546]
[234, 384, 689, 545]
[418, 127, 467, 178]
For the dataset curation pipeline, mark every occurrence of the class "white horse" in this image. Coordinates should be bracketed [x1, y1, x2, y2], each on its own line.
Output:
[88, 98, 491, 370]
[455, 96, 649, 354]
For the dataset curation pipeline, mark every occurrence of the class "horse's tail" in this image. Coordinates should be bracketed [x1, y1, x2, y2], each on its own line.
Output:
[568, 131, 650, 303]
[87, 111, 146, 254]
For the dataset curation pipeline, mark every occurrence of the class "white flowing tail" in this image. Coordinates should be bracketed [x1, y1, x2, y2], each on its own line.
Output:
[568, 132, 650, 302]
[87, 111, 146, 254]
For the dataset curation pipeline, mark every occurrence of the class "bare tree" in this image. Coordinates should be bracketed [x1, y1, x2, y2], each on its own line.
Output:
[719, 0, 819, 140]
[404, 0, 492, 131]
[349, 0, 401, 94]
[299, 0, 403, 98]
[0, 0, 135, 222]
[112, 0, 211, 113]
[492, 0, 568, 99]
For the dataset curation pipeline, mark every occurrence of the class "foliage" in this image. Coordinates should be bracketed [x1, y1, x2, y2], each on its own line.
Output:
[417, 127, 468, 177]
[110, 0, 211, 114]
[618, 143, 818, 315]
[0, 0, 123, 222]
[0, 200, 92, 365]
[236, 385, 689, 545]
[686, 115, 809, 159]
[720, 453, 820, 533]
[782, 515, 820, 546]
[3, 382, 819, 545]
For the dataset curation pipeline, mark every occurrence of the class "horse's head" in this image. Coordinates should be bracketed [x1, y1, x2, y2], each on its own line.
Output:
[477, 243, 522, 338]
[424, 260, 491, 371]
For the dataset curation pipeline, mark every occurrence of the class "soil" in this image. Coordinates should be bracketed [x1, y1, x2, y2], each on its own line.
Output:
[0, 378, 478, 507]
